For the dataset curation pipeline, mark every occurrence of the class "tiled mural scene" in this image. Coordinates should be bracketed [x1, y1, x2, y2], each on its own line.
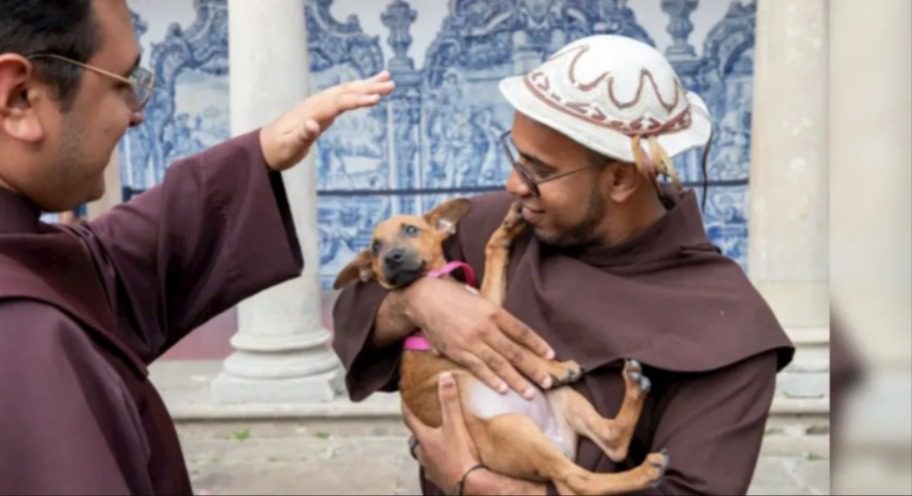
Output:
[120, 0, 756, 290]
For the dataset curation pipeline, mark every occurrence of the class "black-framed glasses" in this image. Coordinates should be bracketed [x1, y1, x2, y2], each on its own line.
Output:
[499, 130, 598, 197]
[26, 53, 155, 112]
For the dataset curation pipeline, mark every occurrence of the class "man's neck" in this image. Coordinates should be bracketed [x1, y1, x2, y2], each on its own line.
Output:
[599, 191, 668, 247]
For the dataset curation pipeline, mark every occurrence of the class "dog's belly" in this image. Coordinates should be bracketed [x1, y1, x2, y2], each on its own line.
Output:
[465, 379, 577, 459]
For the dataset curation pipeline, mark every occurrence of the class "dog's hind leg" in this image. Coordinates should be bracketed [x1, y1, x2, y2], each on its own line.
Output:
[547, 360, 652, 463]
[471, 413, 667, 495]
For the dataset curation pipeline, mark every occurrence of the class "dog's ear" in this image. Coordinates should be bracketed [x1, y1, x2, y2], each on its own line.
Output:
[332, 250, 374, 290]
[424, 198, 472, 236]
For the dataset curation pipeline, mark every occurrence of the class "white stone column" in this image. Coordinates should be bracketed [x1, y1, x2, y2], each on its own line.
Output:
[830, 1, 911, 493]
[211, 0, 343, 403]
[748, 0, 829, 338]
[748, 0, 830, 408]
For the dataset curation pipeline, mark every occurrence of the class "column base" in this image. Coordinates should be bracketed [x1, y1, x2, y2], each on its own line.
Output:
[211, 367, 345, 404]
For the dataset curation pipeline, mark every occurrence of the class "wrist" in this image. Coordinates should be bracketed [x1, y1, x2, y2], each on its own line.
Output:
[258, 126, 279, 171]
[372, 278, 433, 349]
[398, 277, 434, 327]
[462, 468, 549, 496]
[453, 463, 487, 496]
[461, 466, 492, 495]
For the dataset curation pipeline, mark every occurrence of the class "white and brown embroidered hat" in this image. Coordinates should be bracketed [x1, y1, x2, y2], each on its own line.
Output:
[499, 34, 712, 189]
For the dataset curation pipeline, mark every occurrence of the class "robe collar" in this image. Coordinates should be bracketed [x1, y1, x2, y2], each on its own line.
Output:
[0, 187, 148, 377]
[565, 186, 720, 269]
[0, 187, 43, 235]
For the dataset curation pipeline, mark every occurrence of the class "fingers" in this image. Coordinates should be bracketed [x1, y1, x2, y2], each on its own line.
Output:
[348, 70, 396, 94]
[459, 352, 509, 395]
[486, 331, 553, 390]
[493, 310, 555, 360]
[369, 69, 392, 82]
[336, 79, 395, 104]
[462, 343, 536, 399]
[333, 92, 382, 113]
[334, 72, 396, 108]
[436, 372, 464, 426]
[297, 119, 321, 143]
[304, 119, 320, 135]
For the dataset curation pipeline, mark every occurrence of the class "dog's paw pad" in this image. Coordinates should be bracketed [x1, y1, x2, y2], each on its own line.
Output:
[638, 375, 652, 394]
[645, 450, 670, 487]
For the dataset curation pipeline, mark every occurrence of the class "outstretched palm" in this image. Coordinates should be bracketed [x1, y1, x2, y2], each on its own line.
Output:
[259, 70, 396, 171]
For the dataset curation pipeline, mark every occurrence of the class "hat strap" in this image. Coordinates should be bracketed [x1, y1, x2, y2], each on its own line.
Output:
[631, 135, 656, 179]
[630, 135, 684, 199]
[631, 135, 664, 199]
[647, 135, 683, 192]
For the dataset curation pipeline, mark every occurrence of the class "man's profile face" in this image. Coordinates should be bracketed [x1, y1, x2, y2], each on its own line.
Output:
[504, 112, 610, 247]
[17, 0, 143, 212]
[55, 0, 143, 207]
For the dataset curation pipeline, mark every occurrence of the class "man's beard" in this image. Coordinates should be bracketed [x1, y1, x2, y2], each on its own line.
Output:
[535, 182, 607, 248]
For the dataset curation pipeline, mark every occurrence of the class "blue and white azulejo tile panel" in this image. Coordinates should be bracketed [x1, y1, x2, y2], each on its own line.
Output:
[121, 0, 757, 290]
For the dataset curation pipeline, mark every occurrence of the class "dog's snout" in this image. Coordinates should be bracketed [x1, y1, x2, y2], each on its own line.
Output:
[384, 249, 406, 269]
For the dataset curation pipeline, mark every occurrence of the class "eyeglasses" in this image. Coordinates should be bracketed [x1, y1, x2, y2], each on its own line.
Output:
[499, 130, 597, 197]
[26, 53, 155, 112]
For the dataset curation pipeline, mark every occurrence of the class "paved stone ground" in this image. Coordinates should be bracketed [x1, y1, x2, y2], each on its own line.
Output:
[174, 417, 831, 495]
[153, 361, 836, 495]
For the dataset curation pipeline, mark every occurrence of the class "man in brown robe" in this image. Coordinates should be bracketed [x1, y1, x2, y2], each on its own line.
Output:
[332, 35, 795, 494]
[0, 1, 394, 493]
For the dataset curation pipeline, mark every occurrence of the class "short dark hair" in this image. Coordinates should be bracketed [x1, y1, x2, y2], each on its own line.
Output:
[0, 0, 99, 109]
[586, 147, 613, 167]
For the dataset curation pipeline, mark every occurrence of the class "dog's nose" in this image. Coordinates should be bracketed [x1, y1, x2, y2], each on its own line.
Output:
[384, 249, 406, 269]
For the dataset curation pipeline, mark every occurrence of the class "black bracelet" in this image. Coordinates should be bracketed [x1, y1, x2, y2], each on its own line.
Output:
[454, 463, 487, 496]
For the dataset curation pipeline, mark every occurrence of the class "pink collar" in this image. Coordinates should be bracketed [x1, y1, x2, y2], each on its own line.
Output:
[403, 261, 477, 351]
[427, 260, 477, 287]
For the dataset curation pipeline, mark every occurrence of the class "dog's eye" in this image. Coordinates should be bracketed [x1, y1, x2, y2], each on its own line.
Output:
[402, 224, 419, 237]
[371, 240, 381, 255]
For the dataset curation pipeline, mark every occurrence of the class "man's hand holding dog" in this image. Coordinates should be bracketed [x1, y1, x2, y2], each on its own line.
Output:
[404, 373, 549, 496]
[376, 276, 556, 399]
[259, 70, 395, 171]
[402, 373, 480, 493]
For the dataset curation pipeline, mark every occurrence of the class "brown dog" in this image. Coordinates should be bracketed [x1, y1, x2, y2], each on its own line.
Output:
[333, 198, 668, 495]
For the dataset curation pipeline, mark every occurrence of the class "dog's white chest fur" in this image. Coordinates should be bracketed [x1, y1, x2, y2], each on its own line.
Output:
[465, 379, 577, 459]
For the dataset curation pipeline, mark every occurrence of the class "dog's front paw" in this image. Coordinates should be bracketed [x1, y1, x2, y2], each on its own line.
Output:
[487, 202, 528, 251]
[496, 201, 527, 242]
[502, 201, 526, 231]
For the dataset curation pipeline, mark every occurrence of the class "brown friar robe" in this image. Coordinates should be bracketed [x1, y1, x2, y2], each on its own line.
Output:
[332, 189, 796, 495]
[0, 130, 303, 495]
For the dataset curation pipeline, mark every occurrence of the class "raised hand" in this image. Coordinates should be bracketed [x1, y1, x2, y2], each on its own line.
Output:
[259, 70, 395, 171]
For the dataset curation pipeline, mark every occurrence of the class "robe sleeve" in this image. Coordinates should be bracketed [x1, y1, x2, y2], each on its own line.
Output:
[66, 129, 303, 362]
[330, 281, 400, 401]
[636, 351, 779, 495]
[0, 300, 153, 495]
